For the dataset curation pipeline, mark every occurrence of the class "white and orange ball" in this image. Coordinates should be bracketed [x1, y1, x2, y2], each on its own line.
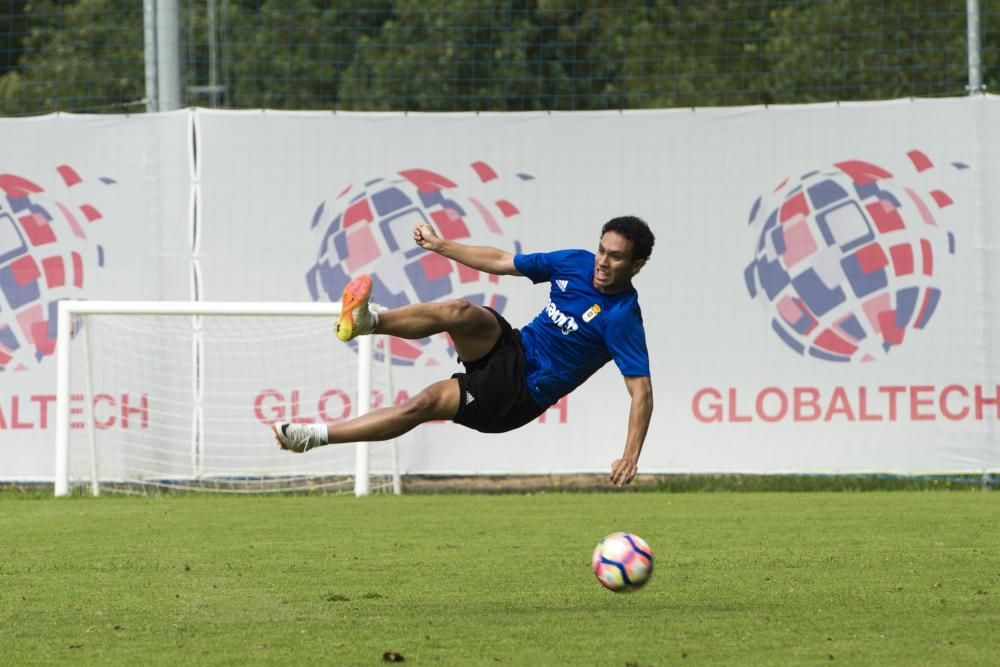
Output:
[592, 532, 654, 592]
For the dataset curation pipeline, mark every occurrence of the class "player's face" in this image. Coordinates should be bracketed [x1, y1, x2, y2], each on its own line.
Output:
[593, 231, 645, 294]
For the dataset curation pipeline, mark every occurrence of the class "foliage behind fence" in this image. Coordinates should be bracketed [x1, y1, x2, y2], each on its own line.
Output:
[0, 1, 996, 115]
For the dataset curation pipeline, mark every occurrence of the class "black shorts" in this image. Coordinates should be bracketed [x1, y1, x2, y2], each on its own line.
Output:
[451, 308, 547, 434]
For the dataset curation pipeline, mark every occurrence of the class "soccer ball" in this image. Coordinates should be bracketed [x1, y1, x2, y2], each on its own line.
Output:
[591, 532, 654, 592]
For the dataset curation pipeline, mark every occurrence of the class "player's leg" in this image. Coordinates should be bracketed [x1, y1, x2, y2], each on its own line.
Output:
[336, 274, 502, 364]
[272, 378, 460, 452]
[377, 300, 501, 363]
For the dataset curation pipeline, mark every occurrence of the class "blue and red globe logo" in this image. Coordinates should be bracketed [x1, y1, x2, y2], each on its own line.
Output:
[307, 161, 531, 366]
[745, 151, 964, 362]
[0, 167, 112, 371]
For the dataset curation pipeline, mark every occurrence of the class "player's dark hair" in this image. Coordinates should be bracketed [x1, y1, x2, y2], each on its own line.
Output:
[601, 216, 655, 262]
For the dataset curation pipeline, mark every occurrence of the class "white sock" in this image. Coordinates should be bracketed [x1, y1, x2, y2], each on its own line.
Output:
[308, 424, 329, 444]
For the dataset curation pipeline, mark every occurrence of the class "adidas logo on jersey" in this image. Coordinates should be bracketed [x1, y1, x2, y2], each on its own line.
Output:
[556, 279, 569, 292]
[466, 390, 476, 405]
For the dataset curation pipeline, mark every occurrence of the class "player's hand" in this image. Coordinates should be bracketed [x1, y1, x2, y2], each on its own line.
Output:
[610, 457, 638, 487]
[413, 223, 442, 252]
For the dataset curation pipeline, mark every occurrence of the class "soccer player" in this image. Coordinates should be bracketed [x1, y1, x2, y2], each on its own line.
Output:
[272, 215, 654, 487]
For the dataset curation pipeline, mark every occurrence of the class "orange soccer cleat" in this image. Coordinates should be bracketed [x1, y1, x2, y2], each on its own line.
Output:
[335, 274, 377, 342]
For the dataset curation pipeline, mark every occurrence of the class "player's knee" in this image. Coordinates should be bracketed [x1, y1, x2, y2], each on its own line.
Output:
[400, 386, 448, 420]
[443, 298, 476, 323]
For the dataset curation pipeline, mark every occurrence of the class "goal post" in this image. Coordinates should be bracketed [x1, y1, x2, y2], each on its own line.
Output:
[54, 300, 399, 497]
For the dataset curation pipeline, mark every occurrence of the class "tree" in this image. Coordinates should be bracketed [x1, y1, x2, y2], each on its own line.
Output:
[762, 0, 971, 102]
[337, 0, 635, 111]
[0, 0, 990, 116]
[1, 1, 30, 76]
[0, 0, 144, 115]
[213, 0, 391, 109]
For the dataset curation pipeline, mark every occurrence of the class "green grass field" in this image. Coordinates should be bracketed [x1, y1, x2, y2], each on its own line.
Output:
[2, 491, 999, 665]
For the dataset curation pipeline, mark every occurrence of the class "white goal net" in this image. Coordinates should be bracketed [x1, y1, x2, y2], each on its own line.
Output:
[54, 301, 400, 496]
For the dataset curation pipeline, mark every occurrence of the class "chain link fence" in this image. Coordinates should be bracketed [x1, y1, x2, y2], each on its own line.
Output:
[0, 1, 996, 115]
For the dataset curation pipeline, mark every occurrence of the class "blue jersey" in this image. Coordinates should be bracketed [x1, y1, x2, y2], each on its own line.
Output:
[513, 249, 650, 408]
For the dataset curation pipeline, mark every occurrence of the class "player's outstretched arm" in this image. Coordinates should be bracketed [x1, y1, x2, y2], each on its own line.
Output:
[610, 375, 653, 487]
[413, 222, 522, 276]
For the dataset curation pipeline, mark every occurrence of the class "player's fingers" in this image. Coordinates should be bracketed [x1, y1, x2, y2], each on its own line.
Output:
[611, 461, 625, 486]
[614, 462, 635, 487]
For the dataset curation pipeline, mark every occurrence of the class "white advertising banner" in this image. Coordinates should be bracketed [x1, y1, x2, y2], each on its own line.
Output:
[2, 100, 998, 480]
[0, 111, 194, 478]
[196, 98, 998, 475]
